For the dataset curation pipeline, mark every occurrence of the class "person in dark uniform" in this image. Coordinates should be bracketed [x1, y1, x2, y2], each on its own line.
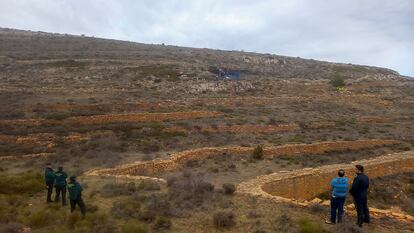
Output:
[349, 165, 370, 228]
[54, 166, 68, 206]
[67, 176, 86, 217]
[44, 163, 55, 203]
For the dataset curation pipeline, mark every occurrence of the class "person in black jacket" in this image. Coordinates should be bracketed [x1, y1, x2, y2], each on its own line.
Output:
[349, 164, 370, 228]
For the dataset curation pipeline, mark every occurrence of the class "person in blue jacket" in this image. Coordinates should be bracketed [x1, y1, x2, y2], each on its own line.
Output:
[44, 163, 55, 203]
[326, 169, 349, 224]
[350, 165, 370, 228]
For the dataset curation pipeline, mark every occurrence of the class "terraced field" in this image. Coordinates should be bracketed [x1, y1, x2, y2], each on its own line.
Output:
[1, 28, 414, 233]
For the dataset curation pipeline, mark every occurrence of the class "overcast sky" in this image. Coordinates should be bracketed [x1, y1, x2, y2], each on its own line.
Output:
[1, 0, 413, 76]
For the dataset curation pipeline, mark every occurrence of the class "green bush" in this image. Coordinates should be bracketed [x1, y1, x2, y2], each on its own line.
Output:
[330, 75, 346, 88]
[297, 217, 323, 233]
[0, 172, 44, 195]
[122, 221, 148, 233]
[252, 145, 264, 160]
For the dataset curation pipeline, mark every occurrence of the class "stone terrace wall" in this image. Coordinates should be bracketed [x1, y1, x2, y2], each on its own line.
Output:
[0, 133, 89, 146]
[65, 111, 223, 125]
[237, 151, 414, 222]
[85, 139, 399, 176]
[258, 152, 414, 201]
[163, 124, 300, 134]
[0, 111, 223, 126]
[163, 122, 337, 134]
[0, 153, 55, 161]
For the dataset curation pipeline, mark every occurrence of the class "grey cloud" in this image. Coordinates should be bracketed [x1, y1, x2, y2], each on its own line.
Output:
[0, 0, 413, 76]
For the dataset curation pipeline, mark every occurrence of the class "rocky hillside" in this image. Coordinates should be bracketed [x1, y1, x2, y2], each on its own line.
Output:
[0, 27, 401, 81]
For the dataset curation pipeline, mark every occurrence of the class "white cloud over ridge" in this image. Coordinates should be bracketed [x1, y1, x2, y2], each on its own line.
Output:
[0, 0, 413, 76]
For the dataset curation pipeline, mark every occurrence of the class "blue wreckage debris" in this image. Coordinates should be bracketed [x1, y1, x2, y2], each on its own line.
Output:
[217, 68, 241, 80]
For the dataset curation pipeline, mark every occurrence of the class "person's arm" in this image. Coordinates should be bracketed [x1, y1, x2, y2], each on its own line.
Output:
[330, 179, 334, 196]
[350, 176, 360, 196]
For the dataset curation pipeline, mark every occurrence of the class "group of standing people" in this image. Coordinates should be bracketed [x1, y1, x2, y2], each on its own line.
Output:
[327, 164, 370, 228]
[44, 163, 86, 217]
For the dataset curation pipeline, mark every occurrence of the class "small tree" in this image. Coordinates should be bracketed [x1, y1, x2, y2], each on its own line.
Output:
[252, 145, 264, 160]
[330, 75, 345, 88]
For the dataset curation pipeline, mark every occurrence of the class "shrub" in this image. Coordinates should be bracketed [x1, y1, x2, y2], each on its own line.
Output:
[0, 222, 25, 233]
[297, 217, 323, 233]
[316, 191, 330, 200]
[143, 193, 172, 217]
[167, 172, 215, 209]
[45, 112, 70, 120]
[290, 135, 304, 143]
[138, 209, 156, 223]
[213, 211, 235, 228]
[137, 180, 161, 191]
[80, 213, 118, 233]
[272, 214, 297, 232]
[222, 183, 236, 195]
[111, 199, 141, 219]
[252, 145, 264, 160]
[0, 172, 44, 195]
[87, 204, 99, 213]
[309, 203, 325, 213]
[247, 211, 261, 219]
[330, 75, 346, 88]
[152, 216, 172, 230]
[122, 221, 148, 233]
[101, 182, 137, 197]
[207, 166, 219, 173]
[24, 210, 54, 228]
[67, 212, 81, 229]
[335, 220, 364, 233]
[397, 143, 411, 151]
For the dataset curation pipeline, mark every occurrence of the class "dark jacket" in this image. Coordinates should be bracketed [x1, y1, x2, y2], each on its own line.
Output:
[350, 173, 369, 199]
[67, 181, 83, 200]
[54, 171, 68, 187]
[44, 168, 55, 184]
